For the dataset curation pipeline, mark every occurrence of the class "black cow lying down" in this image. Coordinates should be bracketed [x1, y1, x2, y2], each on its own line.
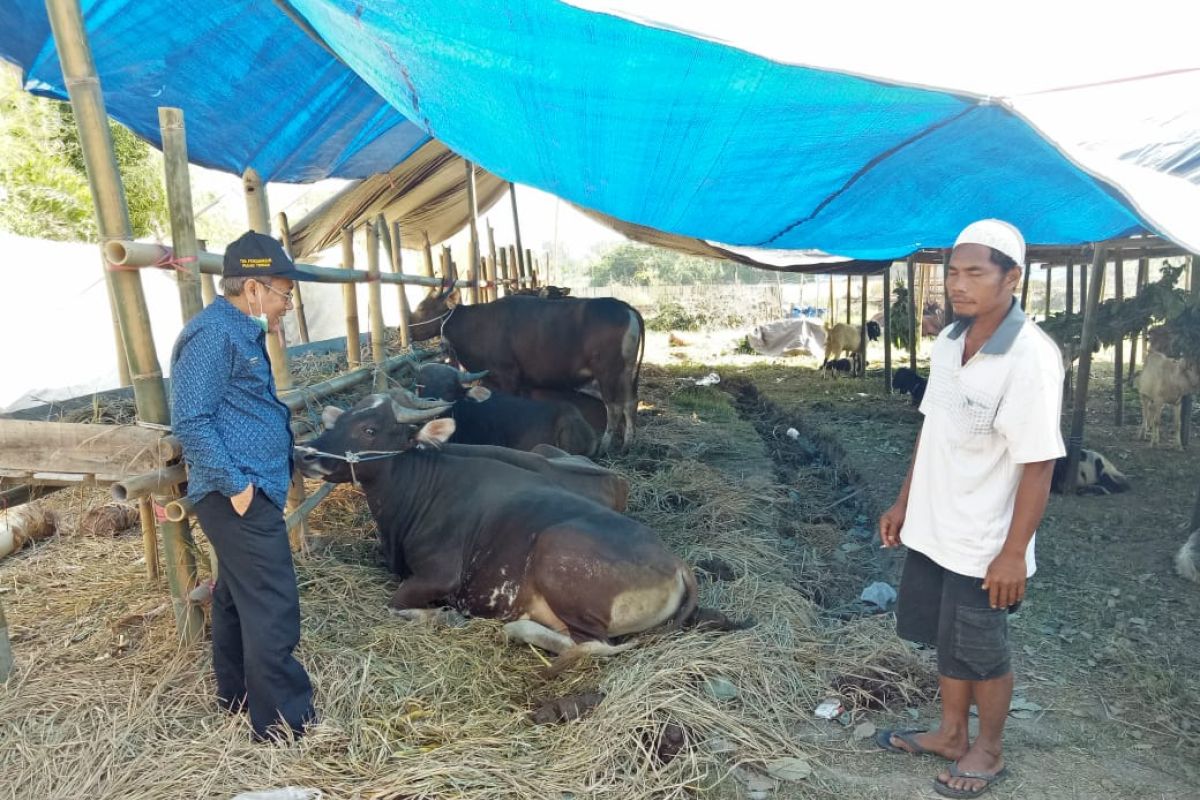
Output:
[414, 363, 597, 456]
[297, 391, 697, 662]
[1051, 448, 1130, 495]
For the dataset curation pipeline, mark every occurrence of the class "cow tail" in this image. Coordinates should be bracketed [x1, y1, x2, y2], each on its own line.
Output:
[633, 306, 647, 394]
[668, 564, 700, 629]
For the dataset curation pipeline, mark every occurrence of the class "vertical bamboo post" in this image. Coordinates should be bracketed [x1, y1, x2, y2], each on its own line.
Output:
[341, 226, 361, 368]
[365, 222, 387, 391]
[1065, 257, 1074, 317]
[157, 108, 203, 323]
[421, 232, 435, 279]
[486, 224, 498, 301]
[1079, 261, 1088, 313]
[827, 273, 835, 322]
[916, 261, 930, 336]
[944, 250, 955, 325]
[0, 596, 12, 683]
[1064, 245, 1107, 491]
[858, 273, 868, 377]
[1182, 254, 1200, 448]
[1044, 265, 1053, 318]
[526, 248, 536, 288]
[197, 239, 216, 306]
[1114, 250, 1124, 426]
[1020, 258, 1031, 312]
[102, 254, 131, 385]
[138, 496, 160, 580]
[883, 267, 893, 393]
[464, 160, 480, 305]
[277, 212, 310, 344]
[906, 256, 918, 370]
[1130, 257, 1149, 385]
[440, 245, 452, 281]
[242, 168, 291, 391]
[510, 182, 525, 282]
[499, 247, 510, 297]
[384, 218, 412, 348]
[46, 0, 203, 641]
[844, 274, 852, 324]
[482, 256, 494, 303]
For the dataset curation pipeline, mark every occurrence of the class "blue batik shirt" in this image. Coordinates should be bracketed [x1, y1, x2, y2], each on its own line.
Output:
[170, 297, 293, 510]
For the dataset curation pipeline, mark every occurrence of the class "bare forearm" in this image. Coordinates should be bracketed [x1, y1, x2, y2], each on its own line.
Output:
[1002, 460, 1054, 557]
[894, 428, 922, 507]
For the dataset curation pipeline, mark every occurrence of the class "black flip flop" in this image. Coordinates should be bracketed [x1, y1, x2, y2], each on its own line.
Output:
[874, 728, 933, 756]
[933, 764, 1009, 798]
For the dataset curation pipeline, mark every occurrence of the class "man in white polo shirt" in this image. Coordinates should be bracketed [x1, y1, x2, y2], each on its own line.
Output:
[876, 220, 1064, 798]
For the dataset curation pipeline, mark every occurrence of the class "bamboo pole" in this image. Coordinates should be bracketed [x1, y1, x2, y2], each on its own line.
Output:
[341, 226, 361, 368]
[45, 0, 202, 642]
[110, 464, 189, 502]
[0, 596, 12, 683]
[487, 224, 499, 300]
[421, 232, 435, 279]
[277, 212, 310, 344]
[1064, 245, 1107, 492]
[138, 496, 160, 580]
[101, 253, 131, 385]
[906, 256, 918, 370]
[1182, 254, 1200, 448]
[285, 482, 335, 532]
[510, 182, 525, 282]
[1079, 260, 1088, 312]
[243, 167, 291, 391]
[365, 222, 387, 391]
[916, 262, 929, 338]
[844, 274, 851, 324]
[1020, 258, 1031, 312]
[157, 107, 203, 324]
[0, 484, 67, 508]
[526, 249, 536, 288]
[828, 273, 834, 322]
[384, 219, 412, 348]
[858, 274, 868, 378]
[1044, 265, 1053, 317]
[1065, 257, 1074, 317]
[279, 352, 417, 413]
[1113, 250, 1124, 426]
[197, 240, 216, 306]
[944, 250, 955, 326]
[1130, 257, 1148, 385]
[465, 160, 480, 305]
[882, 268, 893, 393]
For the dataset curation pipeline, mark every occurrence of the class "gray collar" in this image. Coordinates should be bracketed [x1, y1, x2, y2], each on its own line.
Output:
[946, 297, 1025, 355]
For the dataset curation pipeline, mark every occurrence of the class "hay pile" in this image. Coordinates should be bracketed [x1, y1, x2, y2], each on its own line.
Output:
[0, 374, 930, 799]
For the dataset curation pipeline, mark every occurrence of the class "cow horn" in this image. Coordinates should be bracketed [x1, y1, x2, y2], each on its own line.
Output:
[389, 387, 453, 411]
[458, 369, 488, 383]
[390, 399, 449, 425]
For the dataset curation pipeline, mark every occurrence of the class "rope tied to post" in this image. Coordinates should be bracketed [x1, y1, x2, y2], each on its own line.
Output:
[106, 244, 198, 274]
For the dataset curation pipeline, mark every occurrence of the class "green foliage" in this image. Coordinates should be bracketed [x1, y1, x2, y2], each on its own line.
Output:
[887, 281, 915, 351]
[0, 67, 167, 241]
[586, 242, 773, 287]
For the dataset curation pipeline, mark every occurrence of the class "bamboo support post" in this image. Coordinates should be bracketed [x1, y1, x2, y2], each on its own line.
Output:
[285, 481, 335, 532]
[1113, 251, 1124, 426]
[509, 182, 525, 282]
[341, 226, 361, 367]
[440, 245, 451, 281]
[101, 252, 131, 386]
[882, 268, 893, 393]
[383, 218, 412, 348]
[487, 225, 499, 300]
[906, 256, 918, 370]
[858, 274, 868, 378]
[157, 107, 203, 324]
[197, 239, 216, 306]
[110, 464, 188, 502]
[944, 250, 955, 325]
[1066, 257, 1074, 317]
[46, 0, 202, 641]
[465, 160, 480, 305]
[828, 273, 835, 321]
[1020, 258, 1031, 312]
[138, 496, 160, 580]
[277, 212, 310, 344]
[844, 275, 851, 324]
[1182, 254, 1200, 448]
[0, 483, 67, 508]
[499, 248, 510, 296]
[0, 597, 12, 683]
[1044, 265, 1053, 317]
[280, 352, 416, 413]
[509, 245, 522, 289]
[1130, 257, 1148, 385]
[421, 232, 435, 279]
[163, 496, 193, 523]
[285, 469, 308, 552]
[365, 222, 387, 390]
[1064, 245, 1107, 492]
[243, 167, 291, 391]
[1079, 260, 1088, 312]
[526, 249, 536, 288]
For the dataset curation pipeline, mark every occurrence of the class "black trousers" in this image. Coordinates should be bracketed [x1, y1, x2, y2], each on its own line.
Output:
[194, 489, 315, 740]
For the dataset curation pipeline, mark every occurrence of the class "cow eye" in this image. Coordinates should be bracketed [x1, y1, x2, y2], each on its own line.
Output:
[364, 426, 377, 437]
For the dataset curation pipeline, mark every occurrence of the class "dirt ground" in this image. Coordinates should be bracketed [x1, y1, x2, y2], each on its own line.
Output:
[658, 327, 1200, 800]
[1, 327, 1197, 799]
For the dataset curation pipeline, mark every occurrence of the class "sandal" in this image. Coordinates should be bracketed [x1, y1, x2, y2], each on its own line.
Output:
[933, 763, 1009, 798]
[875, 728, 934, 756]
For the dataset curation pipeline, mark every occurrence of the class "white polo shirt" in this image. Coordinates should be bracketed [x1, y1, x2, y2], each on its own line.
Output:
[902, 299, 1065, 578]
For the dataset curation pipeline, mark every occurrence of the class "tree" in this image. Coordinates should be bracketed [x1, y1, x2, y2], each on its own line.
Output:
[584, 241, 774, 286]
[0, 66, 167, 241]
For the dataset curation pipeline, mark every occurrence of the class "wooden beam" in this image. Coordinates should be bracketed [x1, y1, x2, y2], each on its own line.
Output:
[1064, 245, 1107, 492]
[0, 420, 177, 477]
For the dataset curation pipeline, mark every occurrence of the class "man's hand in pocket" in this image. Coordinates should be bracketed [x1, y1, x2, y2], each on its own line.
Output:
[231, 484, 254, 517]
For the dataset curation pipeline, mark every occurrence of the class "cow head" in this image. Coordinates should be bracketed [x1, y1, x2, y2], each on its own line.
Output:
[414, 362, 489, 402]
[296, 390, 454, 483]
[409, 285, 462, 342]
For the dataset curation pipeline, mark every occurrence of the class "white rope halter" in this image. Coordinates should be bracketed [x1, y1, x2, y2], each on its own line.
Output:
[295, 446, 406, 487]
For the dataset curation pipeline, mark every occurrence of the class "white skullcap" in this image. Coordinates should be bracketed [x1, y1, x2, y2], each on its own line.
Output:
[953, 219, 1025, 265]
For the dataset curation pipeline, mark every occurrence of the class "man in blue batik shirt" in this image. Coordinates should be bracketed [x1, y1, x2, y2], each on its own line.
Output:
[171, 230, 316, 742]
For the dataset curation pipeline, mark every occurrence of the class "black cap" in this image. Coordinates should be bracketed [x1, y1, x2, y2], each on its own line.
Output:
[222, 231, 309, 280]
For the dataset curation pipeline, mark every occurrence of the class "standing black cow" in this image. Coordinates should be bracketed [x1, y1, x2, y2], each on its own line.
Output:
[296, 391, 697, 662]
[409, 288, 644, 452]
[413, 363, 597, 456]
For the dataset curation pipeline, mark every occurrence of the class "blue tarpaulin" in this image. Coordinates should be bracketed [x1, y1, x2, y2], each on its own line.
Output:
[1, 0, 1186, 259]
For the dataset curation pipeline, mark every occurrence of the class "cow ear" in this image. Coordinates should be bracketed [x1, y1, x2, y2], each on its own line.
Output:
[445, 288, 461, 308]
[416, 417, 456, 447]
[321, 406, 344, 429]
[466, 386, 492, 402]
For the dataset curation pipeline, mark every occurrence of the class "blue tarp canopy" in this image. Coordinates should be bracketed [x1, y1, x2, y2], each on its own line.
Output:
[2, 0, 1195, 259]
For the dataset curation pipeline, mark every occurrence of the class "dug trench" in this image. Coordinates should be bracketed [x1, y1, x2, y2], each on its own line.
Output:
[720, 375, 901, 614]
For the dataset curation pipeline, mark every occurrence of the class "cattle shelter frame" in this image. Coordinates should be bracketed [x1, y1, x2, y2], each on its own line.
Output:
[0, 0, 535, 652]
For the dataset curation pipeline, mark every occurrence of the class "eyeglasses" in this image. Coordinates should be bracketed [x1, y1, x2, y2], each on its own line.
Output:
[259, 282, 294, 306]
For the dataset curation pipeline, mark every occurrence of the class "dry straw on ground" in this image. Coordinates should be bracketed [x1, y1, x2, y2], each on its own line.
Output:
[0, 375, 929, 799]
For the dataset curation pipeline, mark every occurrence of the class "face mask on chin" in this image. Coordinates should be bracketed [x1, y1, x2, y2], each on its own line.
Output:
[251, 288, 269, 332]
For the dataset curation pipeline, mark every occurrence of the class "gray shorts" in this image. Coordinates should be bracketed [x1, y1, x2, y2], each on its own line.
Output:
[896, 549, 1018, 681]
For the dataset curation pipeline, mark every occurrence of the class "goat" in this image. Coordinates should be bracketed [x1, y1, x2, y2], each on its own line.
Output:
[1051, 448, 1131, 495]
[1177, 528, 1199, 584]
[891, 367, 927, 406]
[822, 321, 880, 376]
[1135, 351, 1200, 448]
[821, 358, 854, 379]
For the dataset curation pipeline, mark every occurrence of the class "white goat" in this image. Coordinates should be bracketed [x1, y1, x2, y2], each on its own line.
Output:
[1135, 351, 1200, 448]
[1177, 528, 1199, 584]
